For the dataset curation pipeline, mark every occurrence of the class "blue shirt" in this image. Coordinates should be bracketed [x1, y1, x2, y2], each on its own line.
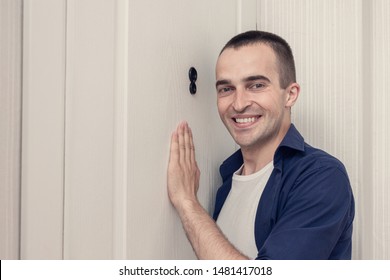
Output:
[213, 124, 355, 259]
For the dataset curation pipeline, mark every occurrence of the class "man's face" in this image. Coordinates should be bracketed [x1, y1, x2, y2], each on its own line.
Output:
[215, 43, 294, 150]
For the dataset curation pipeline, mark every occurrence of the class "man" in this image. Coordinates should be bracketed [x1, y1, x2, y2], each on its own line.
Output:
[167, 31, 354, 260]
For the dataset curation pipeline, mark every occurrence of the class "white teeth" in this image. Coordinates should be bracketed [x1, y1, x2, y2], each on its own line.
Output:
[235, 117, 257, 123]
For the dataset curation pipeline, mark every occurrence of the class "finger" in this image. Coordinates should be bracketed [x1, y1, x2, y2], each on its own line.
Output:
[188, 126, 195, 164]
[169, 130, 179, 164]
[177, 121, 185, 164]
[184, 122, 191, 162]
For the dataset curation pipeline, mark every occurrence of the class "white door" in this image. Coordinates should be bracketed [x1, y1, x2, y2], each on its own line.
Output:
[21, 0, 256, 259]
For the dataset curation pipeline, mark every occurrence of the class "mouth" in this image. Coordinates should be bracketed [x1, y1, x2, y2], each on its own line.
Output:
[232, 115, 261, 127]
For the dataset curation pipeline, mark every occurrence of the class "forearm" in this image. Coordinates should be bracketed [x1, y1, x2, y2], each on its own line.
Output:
[168, 122, 247, 259]
[176, 199, 249, 260]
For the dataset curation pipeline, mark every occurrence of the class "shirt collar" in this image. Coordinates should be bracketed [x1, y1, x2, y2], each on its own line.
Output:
[220, 124, 305, 179]
[278, 123, 305, 152]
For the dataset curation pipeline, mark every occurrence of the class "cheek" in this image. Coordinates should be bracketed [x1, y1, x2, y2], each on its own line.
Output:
[261, 93, 285, 113]
[217, 98, 228, 116]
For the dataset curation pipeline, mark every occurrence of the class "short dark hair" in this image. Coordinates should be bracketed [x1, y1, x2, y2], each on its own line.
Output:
[220, 30, 296, 89]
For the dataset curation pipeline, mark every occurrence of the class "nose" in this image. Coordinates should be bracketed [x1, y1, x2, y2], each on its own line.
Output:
[232, 88, 251, 112]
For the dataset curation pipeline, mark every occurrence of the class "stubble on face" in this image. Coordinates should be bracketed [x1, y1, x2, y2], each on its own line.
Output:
[215, 44, 291, 153]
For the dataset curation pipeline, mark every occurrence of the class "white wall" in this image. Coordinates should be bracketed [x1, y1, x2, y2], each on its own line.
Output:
[0, 0, 22, 260]
[19, 0, 252, 260]
[257, 0, 390, 259]
[21, 0, 67, 259]
[372, 0, 390, 259]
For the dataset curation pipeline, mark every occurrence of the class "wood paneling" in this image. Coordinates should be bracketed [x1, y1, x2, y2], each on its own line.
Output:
[257, 0, 390, 259]
[21, 0, 66, 259]
[372, 0, 390, 260]
[125, 0, 242, 259]
[0, 0, 22, 260]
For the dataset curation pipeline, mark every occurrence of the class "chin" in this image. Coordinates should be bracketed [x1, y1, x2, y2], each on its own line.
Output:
[233, 137, 257, 149]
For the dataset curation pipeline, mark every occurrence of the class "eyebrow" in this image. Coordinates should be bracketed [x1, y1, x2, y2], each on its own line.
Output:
[244, 75, 271, 83]
[215, 79, 230, 88]
[215, 75, 271, 88]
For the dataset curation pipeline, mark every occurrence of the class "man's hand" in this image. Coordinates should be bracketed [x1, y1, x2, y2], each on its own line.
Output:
[166, 121, 248, 260]
[167, 121, 200, 212]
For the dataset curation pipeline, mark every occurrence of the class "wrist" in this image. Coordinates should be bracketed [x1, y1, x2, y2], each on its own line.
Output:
[175, 197, 201, 216]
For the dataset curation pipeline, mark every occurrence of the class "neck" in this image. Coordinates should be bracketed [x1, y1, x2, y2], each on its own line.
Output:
[240, 143, 276, 176]
[240, 123, 290, 175]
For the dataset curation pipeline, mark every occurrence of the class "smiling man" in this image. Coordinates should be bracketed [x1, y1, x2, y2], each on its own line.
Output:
[167, 31, 355, 260]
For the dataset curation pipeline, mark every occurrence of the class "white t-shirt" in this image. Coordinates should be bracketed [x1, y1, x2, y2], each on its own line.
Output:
[216, 161, 274, 259]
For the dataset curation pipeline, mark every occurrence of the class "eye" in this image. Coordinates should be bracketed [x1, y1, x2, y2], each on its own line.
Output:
[217, 87, 234, 95]
[250, 83, 265, 90]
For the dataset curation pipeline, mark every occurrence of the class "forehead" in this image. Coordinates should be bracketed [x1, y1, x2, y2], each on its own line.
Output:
[216, 43, 279, 81]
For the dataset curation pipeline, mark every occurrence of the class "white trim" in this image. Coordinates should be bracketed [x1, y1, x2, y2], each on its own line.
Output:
[113, 0, 129, 260]
[0, 0, 23, 260]
[21, 0, 67, 259]
[236, 0, 257, 33]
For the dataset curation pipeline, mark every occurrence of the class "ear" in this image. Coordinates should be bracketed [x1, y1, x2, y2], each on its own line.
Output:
[285, 82, 300, 108]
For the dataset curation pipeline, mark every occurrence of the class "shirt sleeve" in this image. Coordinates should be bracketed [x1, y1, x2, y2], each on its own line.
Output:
[256, 166, 354, 260]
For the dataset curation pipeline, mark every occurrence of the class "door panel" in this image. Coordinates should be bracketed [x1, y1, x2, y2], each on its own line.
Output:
[21, 0, 66, 260]
[22, 0, 256, 259]
[126, 0, 239, 259]
[63, 0, 117, 260]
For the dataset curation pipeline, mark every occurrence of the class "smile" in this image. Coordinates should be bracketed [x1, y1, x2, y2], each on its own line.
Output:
[234, 117, 257, 123]
[233, 116, 260, 124]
